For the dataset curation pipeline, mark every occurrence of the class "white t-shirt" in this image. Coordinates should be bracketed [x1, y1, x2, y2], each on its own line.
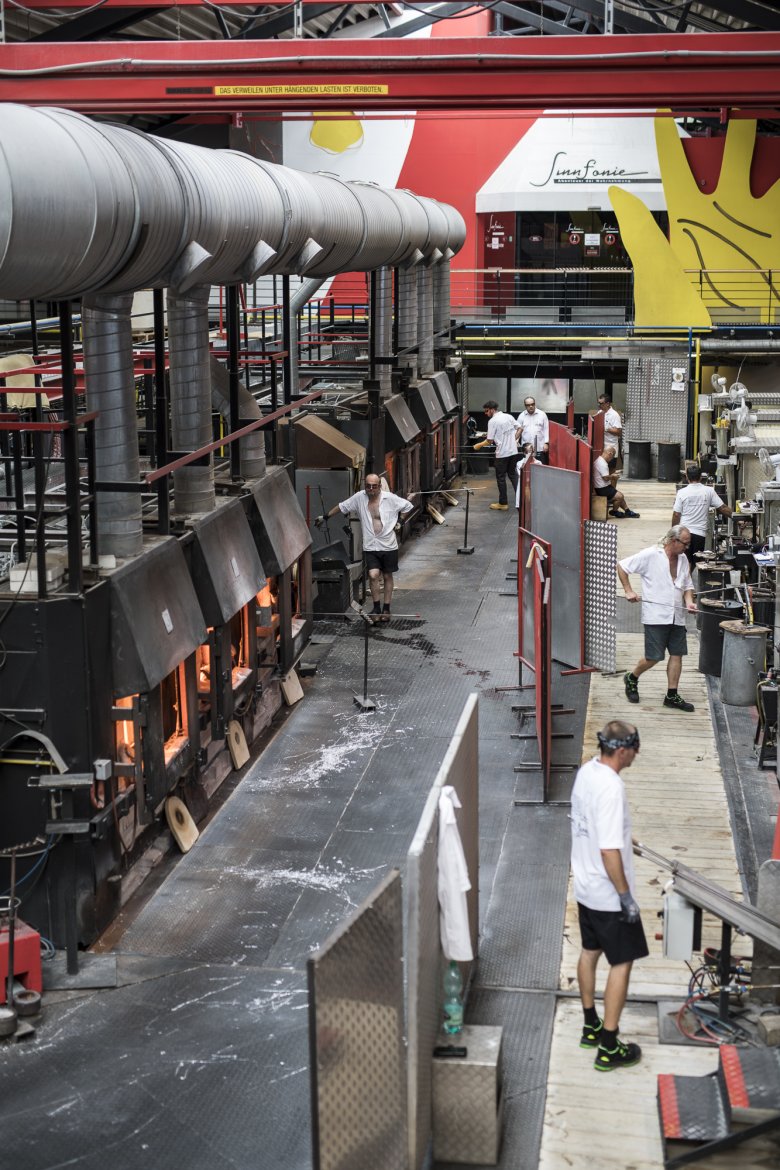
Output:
[570, 756, 635, 911]
[592, 456, 610, 490]
[516, 409, 549, 451]
[672, 483, 723, 537]
[338, 490, 413, 552]
[618, 545, 693, 626]
[487, 411, 519, 458]
[602, 406, 622, 436]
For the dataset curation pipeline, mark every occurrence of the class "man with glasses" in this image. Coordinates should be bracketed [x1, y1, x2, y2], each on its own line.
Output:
[317, 475, 413, 623]
[617, 525, 697, 712]
[515, 395, 550, 463]
[571, 720, 647, 1071]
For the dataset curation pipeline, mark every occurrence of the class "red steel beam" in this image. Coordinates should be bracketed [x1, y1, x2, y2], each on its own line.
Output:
[0, 34, 778, 114]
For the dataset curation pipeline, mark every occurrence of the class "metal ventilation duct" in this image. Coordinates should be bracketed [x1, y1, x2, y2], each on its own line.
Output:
[0, 104, 466, 547]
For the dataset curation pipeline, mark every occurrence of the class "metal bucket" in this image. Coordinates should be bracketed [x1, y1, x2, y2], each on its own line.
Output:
[657, 441, 681, 483]
[698, 598, 742, 676]
[629, 440, 651, 479]
[720, 621, 770, 705]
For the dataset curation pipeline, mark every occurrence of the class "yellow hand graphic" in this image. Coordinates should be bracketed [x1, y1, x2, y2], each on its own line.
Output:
[610, 116, 780, 329]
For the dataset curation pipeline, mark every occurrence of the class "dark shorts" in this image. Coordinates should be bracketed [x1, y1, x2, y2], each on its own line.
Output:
[644, 623, 687, 660]
[365, 549, 399, 574]
[578, 903, 649, 966]
[594, 484, 617, 501]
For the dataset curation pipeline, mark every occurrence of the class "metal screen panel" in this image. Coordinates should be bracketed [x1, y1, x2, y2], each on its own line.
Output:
[406, 694, 479, 1170]
[584, 520, 618, 673]
[308, 871, 407, 1170]
[625, 354, 689, 449]
[528, 464, 583, 668]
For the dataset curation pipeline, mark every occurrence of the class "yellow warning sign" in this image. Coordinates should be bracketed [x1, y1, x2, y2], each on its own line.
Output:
[215, 84, 389, 97]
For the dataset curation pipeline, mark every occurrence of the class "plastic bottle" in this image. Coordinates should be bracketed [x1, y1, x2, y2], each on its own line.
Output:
[442, 960, 464, 1034]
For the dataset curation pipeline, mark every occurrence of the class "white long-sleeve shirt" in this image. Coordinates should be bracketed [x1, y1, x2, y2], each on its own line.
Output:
[516, 408, 549, 452]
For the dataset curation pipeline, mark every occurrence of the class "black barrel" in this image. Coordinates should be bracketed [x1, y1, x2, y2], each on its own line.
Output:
[629, 440, 651, 479]
[752, 591, 774, 630]
[658, 441, 681, 482]
[699, 598, 743, 676]
[695, 563, 731, 630]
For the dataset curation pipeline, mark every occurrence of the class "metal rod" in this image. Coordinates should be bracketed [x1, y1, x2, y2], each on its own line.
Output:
[153, 288, 170, 535]
[5, 852, 16, 1012]
[457, 488, 474, 555]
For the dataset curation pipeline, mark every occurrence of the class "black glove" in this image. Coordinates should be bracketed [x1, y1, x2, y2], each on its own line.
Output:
[619, 890, 641, 924]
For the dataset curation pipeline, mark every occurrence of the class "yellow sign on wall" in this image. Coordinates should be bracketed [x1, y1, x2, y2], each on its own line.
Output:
[215, 84, 389, 97]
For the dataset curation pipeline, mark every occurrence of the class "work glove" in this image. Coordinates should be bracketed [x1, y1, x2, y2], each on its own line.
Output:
[619, 890, 641, 924]
[314, 514, 325, 528]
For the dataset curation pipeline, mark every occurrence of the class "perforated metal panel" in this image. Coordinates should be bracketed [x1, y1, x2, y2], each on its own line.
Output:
[528, 464, 582, 668]
[584, 520, 617, 673]
[625, 354, 689, 448]
[308, 871, 407, 1170]
[406, 694, 479, 1170]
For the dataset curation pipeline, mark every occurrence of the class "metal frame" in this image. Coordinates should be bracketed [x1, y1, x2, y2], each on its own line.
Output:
[1, 35, 779, 116]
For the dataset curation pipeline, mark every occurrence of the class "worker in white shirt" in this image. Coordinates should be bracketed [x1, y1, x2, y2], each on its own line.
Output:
[598, 395, 622, 469]
[474, 399, 520, 510]
[515, 396, 549, 463]
[593, 447, 639, 518]
[671, 465, 732, 565]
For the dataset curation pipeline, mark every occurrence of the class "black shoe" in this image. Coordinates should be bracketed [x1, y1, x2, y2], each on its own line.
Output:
[612, 510, 625, 518]
[623, 510, 641, 518]
[594, 1039, 642, 1071]
[623, 673, 639, 704]
[663, 693, 694, 712]
[579, 1019, 603, 1049]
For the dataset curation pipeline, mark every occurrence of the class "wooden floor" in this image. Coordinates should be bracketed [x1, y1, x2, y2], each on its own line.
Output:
[539, 479, 778, 1170]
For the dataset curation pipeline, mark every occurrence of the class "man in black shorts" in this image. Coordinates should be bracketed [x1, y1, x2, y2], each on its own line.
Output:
[316, 475, 413, 623]
[570, 720, 648, 1071]
[593, 446, 639, 518]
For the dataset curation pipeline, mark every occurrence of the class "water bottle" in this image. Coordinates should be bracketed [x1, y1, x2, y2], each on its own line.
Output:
[442, 960, 464, 1034]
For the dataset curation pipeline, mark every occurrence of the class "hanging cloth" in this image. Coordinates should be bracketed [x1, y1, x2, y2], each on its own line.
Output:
[437, 785, 474, 961]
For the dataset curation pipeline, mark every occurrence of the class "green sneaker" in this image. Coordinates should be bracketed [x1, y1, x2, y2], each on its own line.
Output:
[594, 1039, 642, 1071]
[579, 1019, 603, 1049]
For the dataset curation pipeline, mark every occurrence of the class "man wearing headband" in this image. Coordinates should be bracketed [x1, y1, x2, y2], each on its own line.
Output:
[570, 720, 648, 1071]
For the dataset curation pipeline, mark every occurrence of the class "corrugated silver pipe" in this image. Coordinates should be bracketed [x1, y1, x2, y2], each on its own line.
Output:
[433, 262, 453, 341]
[417, 265, 434, 376]
[82, 292, 143, 557]
[209, 355, 266, 480]
[168, 287, 215, 517]
[375, 267, 394, 398]
[289, 277, 327, 395]
[397, 267, 419, 378]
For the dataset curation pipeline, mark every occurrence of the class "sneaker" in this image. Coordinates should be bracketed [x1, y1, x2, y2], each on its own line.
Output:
[579, 1019, 603, 1049]
[663, 693, 694, 712]
[489, 503, 508, 510]
[623, 510, 641, 518]
[594, 1039, 642, 1071]
[612, 510, 626, 518]
[623, 673, 639, 704]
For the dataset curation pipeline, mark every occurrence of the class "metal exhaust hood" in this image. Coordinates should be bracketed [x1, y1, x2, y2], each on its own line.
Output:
[384, 394, 421, 449]
[245, 464, 312, 575]
[408, 379, 445, 429]
[110, 538, 208, 697]
[429, 370, 458, 414]
[188, 498, 266, 627]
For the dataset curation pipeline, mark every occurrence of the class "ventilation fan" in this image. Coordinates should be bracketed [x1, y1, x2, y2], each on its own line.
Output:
[729, 380, 748, 399]
[710, 373, 727, 391]
[758, 448, 780, 482]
